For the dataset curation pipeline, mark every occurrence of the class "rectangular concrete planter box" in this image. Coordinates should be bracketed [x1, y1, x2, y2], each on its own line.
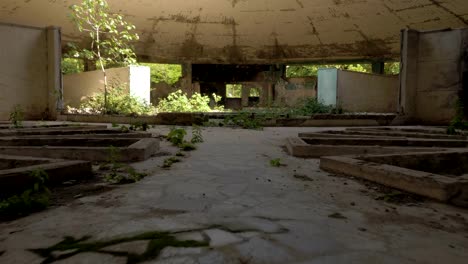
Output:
[58, 113, 208, 126]
[0, 138, 160, 162]
[58, 113, 397, 127]
[320, 152, 468, 207]
[301, 129, 468, 140]
[0, 155, 92, 197]
[286, 137, 446, 158]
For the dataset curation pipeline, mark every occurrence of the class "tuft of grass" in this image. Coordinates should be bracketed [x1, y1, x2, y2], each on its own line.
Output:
[0, 169, 50, 217]
[270, 158, 281, 167]
[162, 157, 181, 168]
[103, 146, 146, 184]
[175, 151, 185, 157]
[9, 104, 24, 128]
[179, 142, 197, 151]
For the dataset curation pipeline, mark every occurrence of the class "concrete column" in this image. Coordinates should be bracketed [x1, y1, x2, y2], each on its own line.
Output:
[181, 63, 193, 96]
[47, 26, 63, 119]
[371, 62, 384, 74]
[241, 85, 249, 107]
[398, 29, 420, 123]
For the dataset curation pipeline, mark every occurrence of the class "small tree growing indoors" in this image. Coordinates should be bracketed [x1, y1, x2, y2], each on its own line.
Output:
[68, 0, 139, 113]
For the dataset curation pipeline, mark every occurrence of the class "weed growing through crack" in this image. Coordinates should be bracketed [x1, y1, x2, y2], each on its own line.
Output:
[191, 125, 204, 143]
[270, 158, 282, 167]
[104, 146, 146, 184]
[0, 168, 50, 217]
[162, 157, 181, 168]
[166, 128, 187, 146]
[179, 142, 197, 151]
[9, 104, 24, 128]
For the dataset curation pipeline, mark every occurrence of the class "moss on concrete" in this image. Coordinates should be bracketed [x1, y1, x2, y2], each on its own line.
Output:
[30, 230, 209, 264]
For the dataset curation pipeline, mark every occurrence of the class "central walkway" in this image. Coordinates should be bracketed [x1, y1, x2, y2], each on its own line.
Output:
[1, 126, 467, 263]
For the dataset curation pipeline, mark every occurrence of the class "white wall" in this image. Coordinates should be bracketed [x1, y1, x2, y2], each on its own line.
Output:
[318, 68, 398, 113]
[63, 66, 151, 108]
[0, 23, 60, 120]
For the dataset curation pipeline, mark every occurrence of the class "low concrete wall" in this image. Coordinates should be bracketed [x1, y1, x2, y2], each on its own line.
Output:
[0, 23, 61, 120]
[318, 68, 398, 113]
[337, 70, 398, 113]
[275, 77, 316, 106]
[400, 28, 467, 124]
[63, 66, 151, 108]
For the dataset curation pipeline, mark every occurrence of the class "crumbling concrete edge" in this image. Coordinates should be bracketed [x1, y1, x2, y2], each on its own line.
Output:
[0, 159, 92, 196]
[285, 137, 445, 158]
[319, 155, 468, 206]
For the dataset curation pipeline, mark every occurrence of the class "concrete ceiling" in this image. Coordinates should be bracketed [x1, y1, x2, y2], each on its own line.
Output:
[1, 0, 467, 64]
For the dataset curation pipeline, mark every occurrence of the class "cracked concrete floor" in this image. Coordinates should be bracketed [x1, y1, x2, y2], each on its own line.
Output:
[1, 126, 468, 264]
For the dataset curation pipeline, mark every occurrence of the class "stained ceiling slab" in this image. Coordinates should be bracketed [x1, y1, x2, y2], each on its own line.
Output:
[0, 0, 467, 64]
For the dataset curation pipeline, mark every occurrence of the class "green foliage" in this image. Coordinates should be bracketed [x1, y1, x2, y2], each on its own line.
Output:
[129, 122, 149, 131]
[270, 158, 281, 167]
[224, 112, 265, 130]
[78, 82, 156, 115]
[61, 58, 84, 75]
[9, 104, 24, 128]
[191, 126, 204, 143]
[179, 142, 197, 151]
[212, 93, 225, 111]
[289, 98, 335, 116]
[287, 63, 400, 77]
[162, 157, 181, 168]
[384, 62, 400, 75]
[140, 63, 182, 85]
[0, 169, 50, 217]
[157, 90, 211, 112]
[104, 146, 146, 184]
[68, 0, 139, 67]
[447, 100, 468, 134]
[286, 64, 372, 77]
[250, 87, 261, 97]
[166, 128, 187, 146]
[226, 84, 242, 98]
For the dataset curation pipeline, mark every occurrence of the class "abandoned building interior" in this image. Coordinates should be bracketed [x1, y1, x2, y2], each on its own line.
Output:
[1, 0, 468, 263]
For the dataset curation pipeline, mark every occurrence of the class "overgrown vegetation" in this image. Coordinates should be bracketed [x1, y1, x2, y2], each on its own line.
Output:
[162, 126, 204, 168]
[29, 230, 209, 264]
[76, 82, 156, 116]
[288, 97, 339, 116]
[166, 128, 187, 146]
[9, 104, 24, 128]
[0, 169, 50, 217]
[102, 146, 146, 184]
[223, 112, 265, 130]
[286, 62, 400, 77]
[140, 63, 182, 85]
[68, 0, 139, 113]
[157, 90, 223, 112]
[61, 58, 85, 75]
